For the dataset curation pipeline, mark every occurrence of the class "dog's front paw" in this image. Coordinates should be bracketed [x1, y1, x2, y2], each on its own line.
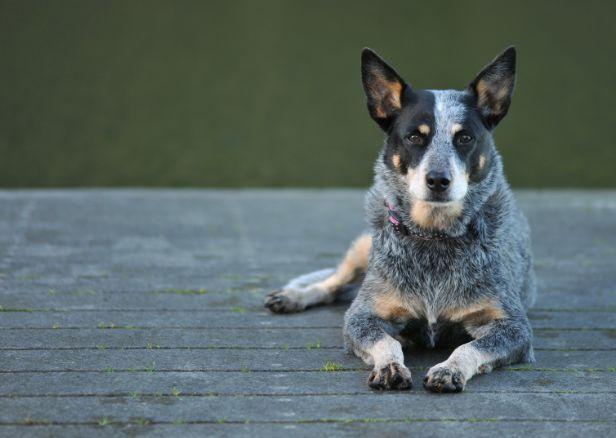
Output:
[264, 289, 306, 314]
[423, 364, 465, 393]
[368, 363, 413, 390]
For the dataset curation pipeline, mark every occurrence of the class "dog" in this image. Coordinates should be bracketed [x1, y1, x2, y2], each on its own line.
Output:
[265, 47, 536, 393]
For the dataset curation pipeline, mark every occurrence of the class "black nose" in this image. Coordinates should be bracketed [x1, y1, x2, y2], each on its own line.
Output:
[426, 172, 451, 192]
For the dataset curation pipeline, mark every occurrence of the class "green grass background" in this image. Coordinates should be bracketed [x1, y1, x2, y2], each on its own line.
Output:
[1, 0, 614, 187]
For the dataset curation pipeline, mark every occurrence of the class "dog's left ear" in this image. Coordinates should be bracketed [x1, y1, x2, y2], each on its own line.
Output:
[469, 47, 516, 129]
[361, 48, 408, 131]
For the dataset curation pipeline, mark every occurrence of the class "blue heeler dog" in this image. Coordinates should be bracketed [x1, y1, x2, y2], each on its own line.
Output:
[265, 47, 536, 393]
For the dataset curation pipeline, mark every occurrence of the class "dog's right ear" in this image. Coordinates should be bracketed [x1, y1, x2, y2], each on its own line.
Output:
[361, 48, 408, 131]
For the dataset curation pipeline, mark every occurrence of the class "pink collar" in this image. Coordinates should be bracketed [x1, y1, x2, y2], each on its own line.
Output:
[385, 201, 452, 240]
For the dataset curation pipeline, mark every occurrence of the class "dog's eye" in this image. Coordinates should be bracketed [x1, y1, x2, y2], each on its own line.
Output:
[405, 134, 424, 145]
[457, 134, 474, 145]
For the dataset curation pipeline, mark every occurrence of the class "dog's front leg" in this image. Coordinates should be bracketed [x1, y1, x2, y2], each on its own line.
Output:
[343, 296, 412, 390]
[424, 314, 533, 393]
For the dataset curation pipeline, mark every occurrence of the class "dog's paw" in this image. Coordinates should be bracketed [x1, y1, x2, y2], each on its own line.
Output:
[264, 289, 306, 314]
[423, 364, 465, 393]
[368, 363, 413, 390]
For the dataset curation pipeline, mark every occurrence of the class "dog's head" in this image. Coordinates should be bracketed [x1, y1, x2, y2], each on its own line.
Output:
[361, 47, 516, 230]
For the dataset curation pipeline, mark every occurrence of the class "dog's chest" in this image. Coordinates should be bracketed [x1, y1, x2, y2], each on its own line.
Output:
[371, 234, 508, 348]
[372, 235, 493, 324]
[374, 286, 475, 349]
[376, 282, 491, 349]
[378, 239, 482, 296]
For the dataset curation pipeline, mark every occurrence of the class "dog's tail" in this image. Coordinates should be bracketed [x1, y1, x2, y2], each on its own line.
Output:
[265, 234, 371, 313]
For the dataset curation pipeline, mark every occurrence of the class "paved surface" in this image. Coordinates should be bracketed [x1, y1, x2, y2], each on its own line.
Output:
[0, 189, 615, 437]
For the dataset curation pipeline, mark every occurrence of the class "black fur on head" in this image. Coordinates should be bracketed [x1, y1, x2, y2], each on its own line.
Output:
[361, 47, 518, 235]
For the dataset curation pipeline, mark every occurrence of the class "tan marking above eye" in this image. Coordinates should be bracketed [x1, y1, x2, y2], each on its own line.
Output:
[392, 154, 401, 169]
[478, 154, 486, 170]
[418, 124, 430, 135]
[451, 123, 464, 134]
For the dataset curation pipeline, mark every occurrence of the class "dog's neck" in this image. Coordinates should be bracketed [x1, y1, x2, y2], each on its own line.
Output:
[384, 201, 468, 240]
[385, 201, 455, 240]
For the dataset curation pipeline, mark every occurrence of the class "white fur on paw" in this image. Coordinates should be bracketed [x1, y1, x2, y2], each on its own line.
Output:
[423, 363, 466, 393]
[368, 363, 413, 390]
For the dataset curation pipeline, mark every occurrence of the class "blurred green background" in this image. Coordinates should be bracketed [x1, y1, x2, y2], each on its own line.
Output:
[1, 0, 614, 188]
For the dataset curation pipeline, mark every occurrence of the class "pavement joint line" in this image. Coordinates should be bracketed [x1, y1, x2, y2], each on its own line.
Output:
[0, 326, 342, 330]
[0, 327, 614, 334]
[1, 307, 615, 312]
[0, 346, 343, 351]
[0, 390, 615, 398]
[1, 326, 614, 331]
[0, 418, 614, 427]
[4, 284, 612, 297]
[1, 367, 614, 374]
[0, 347, 613, 352]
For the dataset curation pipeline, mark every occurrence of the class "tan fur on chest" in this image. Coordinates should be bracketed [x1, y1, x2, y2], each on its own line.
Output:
[373, 289, 423, 321]
[442, 298, 505, 327]
[373, 289, 505, 332]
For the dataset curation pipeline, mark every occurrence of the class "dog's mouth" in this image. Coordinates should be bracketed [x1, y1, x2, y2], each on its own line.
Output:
[408, 183, 466, 206]
[409, 197, 465, 231]
[423, 193, 459, 205]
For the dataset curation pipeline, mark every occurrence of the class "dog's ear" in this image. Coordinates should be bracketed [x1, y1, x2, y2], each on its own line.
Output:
[468, 46, 516, 129]
[361, 48, 408, 131]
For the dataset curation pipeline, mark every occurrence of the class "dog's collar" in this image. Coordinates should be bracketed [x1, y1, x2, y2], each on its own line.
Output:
[385, 201, 452, 241]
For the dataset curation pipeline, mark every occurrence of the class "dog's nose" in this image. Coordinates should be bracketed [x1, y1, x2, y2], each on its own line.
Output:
[426, 172, 451, 192]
